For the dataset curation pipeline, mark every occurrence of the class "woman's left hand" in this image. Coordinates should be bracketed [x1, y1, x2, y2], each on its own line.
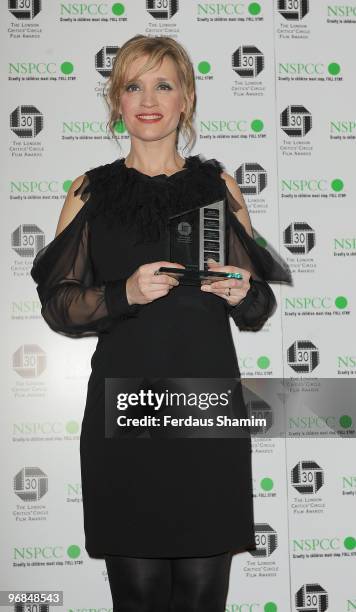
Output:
[200, 258, 251, 307]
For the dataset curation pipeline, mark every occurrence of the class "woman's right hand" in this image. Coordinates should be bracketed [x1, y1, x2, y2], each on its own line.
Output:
[126, 261, 185, 306]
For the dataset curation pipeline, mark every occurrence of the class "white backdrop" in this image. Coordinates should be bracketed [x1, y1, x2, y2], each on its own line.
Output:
[2, 1, 356, 610]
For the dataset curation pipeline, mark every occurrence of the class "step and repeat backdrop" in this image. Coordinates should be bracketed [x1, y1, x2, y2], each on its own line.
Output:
[2, 1, 356, 610]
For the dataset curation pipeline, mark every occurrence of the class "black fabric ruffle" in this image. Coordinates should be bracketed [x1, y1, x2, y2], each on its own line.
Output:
[84, 154, 226, 244]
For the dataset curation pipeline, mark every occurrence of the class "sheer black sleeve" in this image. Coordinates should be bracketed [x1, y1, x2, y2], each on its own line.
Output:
[30, 175, 140, 338]
[224, 184, 293, 332]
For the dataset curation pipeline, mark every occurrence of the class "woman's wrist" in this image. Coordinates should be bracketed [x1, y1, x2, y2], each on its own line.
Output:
[226, 282, 254, 312]
[125, 276, 138, 306]
[229, 294, 248, 310]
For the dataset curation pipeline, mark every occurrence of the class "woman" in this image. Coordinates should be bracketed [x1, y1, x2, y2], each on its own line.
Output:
[31, 35, 291, 612]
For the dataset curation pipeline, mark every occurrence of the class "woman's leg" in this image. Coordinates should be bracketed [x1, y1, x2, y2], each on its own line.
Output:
[169, 552, 233, 612]
[104, 555, 172, 612]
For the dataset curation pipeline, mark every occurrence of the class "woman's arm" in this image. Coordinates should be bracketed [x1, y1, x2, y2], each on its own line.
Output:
[220, 171, 253, 238]
[54, 174, 88, 238]
[31, 175, 140, 338]
[219, 171, 278, 331]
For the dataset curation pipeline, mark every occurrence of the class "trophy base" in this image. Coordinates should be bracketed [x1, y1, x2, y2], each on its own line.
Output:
[155, 267, 242, 286]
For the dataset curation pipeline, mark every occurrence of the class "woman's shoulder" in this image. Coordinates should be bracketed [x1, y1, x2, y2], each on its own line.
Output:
[51, 160, 120, 239]
[83, 158, 122, 185]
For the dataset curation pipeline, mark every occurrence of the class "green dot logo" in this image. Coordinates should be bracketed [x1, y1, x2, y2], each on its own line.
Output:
[264, 603, 277, 612]
[331, 178, 344, 192]
[112, 3, 125, 15]
[67, 544, 81, 559]
[62, 180, 72, 193]
[344, 536, 356, 550]
[198, 61, 211, 75]
[60, 62, 74, 75]
[334, 296, 347, 309]
[328, 62, 341, 76]
[261, 477, 274, 491]
[251, 119, 264, 133]
[249, 3, 261, 15]
[114, 119, 126, 134]
[66, 421, 79, 434]
[257, 356, 270, 370]
[339, 414, 352, 429]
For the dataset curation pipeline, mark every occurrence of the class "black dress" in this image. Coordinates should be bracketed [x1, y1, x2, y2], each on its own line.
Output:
[30, 154, 292, 558]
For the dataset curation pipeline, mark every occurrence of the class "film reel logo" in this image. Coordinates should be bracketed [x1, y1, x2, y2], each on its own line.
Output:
[14, 467, 48, 501]
[283, 222, 315, 254]
[280, 105, 312, 137]
[278, 0, 309, 21]
[235, 163, 267, 195]
[8, 0, 41, 20]
[95, 46, 119, 78]
[232, 46, 264, 78]
[10, 105, 43, 139]
[295, 583, 328, 612]
[250, 523, 278, 557]
[13, 345, 47, 378]
[147, 0, 178, 20]
[287, 340, 320, 373]
[291, 460, 324, 494]
[12, 224, 45, 258]
[245, 399, 273, 435]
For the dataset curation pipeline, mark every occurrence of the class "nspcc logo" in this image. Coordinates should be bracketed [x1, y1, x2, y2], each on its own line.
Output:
[147, 0, 178, 20]
[10, 105, 43, 138]
[232, 46, 264, 78]
[8, 0, 41, 20]
[236, 163, 267, 195]
[284, 222, 315, 254]
[95, 46, 119, 77]
[281, 105, 312, 137]
[291, 460, 324, 494]
[278, 0, 309, 21]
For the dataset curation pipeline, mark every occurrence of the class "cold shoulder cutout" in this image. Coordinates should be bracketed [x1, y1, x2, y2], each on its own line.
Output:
[30, 172, 140, 338]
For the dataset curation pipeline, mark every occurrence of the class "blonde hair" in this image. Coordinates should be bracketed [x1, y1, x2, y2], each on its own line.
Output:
[104, 34, 197, 153]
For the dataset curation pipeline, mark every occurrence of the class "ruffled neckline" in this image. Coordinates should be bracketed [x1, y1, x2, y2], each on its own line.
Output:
[85, 153, 227, 244]
[119, 155, 195, 181]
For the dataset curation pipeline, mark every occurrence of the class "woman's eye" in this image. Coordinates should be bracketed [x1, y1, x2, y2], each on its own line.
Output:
[125, 83, 172, 92]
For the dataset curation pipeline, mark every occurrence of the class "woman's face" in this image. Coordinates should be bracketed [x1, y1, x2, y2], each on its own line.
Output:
[118, 54, 186, 143]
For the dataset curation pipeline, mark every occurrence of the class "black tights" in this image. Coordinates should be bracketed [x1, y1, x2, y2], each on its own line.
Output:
[105, 551, 233, 612]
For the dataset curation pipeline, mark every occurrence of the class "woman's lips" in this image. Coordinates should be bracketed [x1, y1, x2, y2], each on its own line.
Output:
[135, 114, 163, 123]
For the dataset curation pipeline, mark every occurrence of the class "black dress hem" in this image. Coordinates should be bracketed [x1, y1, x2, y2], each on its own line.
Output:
[84, 538, 257, 559]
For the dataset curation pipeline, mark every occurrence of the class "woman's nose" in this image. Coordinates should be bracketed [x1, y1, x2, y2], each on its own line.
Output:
[140, 90, 158, 105]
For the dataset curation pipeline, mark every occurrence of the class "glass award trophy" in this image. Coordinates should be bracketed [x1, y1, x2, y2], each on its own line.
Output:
[154, 198, 243, 286]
